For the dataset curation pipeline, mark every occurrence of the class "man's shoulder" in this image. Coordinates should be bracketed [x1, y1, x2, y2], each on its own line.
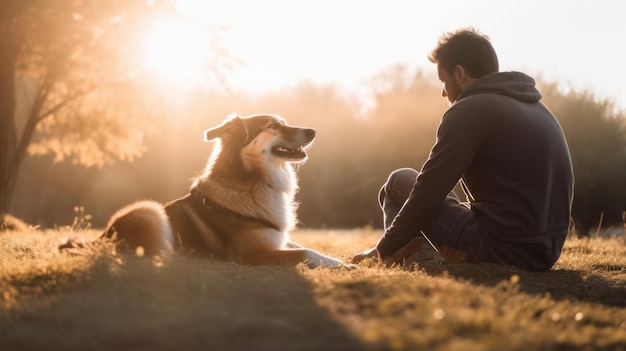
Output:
[452, 92, 537, 117]
[445, 93, 502, 117]
[456, 92, 510, 105]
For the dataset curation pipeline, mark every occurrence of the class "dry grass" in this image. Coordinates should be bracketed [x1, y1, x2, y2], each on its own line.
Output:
[1, 228, 625, 350]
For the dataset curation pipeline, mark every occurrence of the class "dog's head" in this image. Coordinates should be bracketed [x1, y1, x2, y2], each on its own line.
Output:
[196, 115, 314, 229]
[204, 114, 316, 165]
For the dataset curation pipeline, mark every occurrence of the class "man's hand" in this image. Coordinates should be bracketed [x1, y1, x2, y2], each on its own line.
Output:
[351, 247, 380, 264]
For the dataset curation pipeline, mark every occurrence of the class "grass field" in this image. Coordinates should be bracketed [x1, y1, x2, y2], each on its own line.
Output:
[1, 227, 625, 350]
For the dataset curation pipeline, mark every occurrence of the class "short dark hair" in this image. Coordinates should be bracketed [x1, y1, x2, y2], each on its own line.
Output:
[428, 27, 499, 78]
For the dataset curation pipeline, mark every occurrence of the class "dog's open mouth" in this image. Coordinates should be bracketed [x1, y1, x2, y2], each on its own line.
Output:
[272, 145, 307, 159]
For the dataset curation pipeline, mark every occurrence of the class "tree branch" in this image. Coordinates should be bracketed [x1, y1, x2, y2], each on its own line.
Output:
[37, 84, 95, 121]
[16, 74, 100, 161]
[15, 72, 54, 161]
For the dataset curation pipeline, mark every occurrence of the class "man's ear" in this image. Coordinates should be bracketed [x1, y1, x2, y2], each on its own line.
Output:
[454, 64, 478, 88]
[454, 64, 468, 82]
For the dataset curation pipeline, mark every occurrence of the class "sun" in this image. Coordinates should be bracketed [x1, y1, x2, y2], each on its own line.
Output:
[142, 17, 207, 84]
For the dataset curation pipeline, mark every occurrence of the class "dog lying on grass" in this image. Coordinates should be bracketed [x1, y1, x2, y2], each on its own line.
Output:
[61, 114, 344, 268]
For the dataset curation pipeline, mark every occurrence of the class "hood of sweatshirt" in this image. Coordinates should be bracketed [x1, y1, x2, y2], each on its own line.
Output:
[457, 71, 542, 103]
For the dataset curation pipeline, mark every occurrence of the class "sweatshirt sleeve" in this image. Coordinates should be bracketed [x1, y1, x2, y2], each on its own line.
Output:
[376, 108, 483, 257]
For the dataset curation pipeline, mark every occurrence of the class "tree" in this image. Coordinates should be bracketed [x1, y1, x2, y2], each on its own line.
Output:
[0, 0, 230, 221]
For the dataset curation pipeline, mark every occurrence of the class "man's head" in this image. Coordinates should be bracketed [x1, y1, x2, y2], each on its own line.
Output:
[428, 27, 499, 104]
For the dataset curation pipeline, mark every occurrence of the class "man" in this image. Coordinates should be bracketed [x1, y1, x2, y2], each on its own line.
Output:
[352, 27, 574, 272]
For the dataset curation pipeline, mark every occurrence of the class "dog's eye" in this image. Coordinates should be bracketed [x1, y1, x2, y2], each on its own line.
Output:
[267, 123, 280, 129]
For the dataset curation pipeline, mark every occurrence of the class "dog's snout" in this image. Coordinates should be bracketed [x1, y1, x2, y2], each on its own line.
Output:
[304, 128, 316, 139]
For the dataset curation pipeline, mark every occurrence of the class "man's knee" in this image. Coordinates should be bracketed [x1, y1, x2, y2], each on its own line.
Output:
[379, 168, 416, 203]
[387, 168, 419, 190]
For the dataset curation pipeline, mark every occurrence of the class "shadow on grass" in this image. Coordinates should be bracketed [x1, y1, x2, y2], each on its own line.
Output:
[0, 253, 367, 351]
[425, 262, 626, 308]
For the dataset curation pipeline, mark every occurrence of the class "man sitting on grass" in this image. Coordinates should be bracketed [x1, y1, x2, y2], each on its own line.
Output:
[352, 27, 574, 272]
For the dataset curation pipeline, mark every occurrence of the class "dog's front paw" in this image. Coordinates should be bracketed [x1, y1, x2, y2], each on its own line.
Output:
[305, 251, 344, 268]
[320, 255, 344, 268]
[339, 263, 358, 270]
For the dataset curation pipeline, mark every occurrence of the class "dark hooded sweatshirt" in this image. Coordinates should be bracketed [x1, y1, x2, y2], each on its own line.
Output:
[376, 72, 574, 271]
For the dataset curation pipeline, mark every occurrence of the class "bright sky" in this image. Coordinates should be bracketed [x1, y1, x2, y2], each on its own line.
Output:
[166, 0, 625, 111]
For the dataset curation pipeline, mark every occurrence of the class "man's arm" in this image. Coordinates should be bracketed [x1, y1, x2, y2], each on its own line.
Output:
[376, 109, 482, 257]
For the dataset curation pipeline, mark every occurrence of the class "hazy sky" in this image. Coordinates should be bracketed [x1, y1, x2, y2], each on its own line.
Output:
[176, 0, 625, 111]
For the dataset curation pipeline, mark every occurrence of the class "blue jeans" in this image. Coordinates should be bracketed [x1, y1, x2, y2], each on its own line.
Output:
[379, 168, 497, 263]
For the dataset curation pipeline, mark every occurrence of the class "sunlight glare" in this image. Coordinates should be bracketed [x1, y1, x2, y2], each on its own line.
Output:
[142, 18, 206, 84]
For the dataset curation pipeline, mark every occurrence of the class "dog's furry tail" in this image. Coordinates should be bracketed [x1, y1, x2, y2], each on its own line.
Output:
[60, 200, 174, 256]
[101, 200, 174, 256]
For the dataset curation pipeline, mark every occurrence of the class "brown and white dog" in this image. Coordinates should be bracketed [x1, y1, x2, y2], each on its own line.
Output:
[63, 114, 344, 268]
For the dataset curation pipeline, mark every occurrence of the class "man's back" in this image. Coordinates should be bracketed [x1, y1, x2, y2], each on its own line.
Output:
[449, 72, 574, 270]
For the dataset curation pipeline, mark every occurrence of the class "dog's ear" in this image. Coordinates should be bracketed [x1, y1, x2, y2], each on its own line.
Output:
[204, 123, 227, 142]
[204, 114, 248, 142]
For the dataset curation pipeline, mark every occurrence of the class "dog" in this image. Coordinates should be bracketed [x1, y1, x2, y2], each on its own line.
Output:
[62, 114, 344, 268]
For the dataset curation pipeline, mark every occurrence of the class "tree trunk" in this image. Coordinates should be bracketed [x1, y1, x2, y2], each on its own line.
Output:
[0, 22, 20, 217]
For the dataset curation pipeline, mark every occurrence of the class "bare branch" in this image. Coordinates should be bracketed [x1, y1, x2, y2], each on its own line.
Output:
[15, 72, 55, 160]
[36, 84, 96, 122]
